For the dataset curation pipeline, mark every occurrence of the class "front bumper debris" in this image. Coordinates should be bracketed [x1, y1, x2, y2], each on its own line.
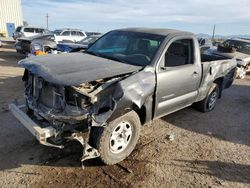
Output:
[8, 103, 63, 149]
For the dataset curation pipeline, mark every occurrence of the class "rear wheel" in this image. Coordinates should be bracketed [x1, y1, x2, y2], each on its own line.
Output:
[90, 111, 141, 165]
[195, 84, 219, 112]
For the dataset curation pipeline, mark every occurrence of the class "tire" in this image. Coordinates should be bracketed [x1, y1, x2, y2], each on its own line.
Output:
[90, 110, 141, 165]
[195, 84, 219, 113]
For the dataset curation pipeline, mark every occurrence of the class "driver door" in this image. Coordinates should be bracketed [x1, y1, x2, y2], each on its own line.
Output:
[154, 37, 201, 118]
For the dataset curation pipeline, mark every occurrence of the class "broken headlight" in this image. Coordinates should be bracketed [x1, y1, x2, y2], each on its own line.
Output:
[236, 59, 247, 67]
[30, 43, 47, 56]
[65, 87, 91, 108]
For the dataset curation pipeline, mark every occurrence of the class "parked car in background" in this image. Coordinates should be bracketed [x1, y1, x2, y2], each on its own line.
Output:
[57, 34, 102, 53]
[204, 38, 250, 79]
[13, 26, 50, 40]
[15, 34, 57, 55]
[54, 29, 87, 43]
[213, 41, 222, 47]
[86, 32, 102, 36]
[10, 28, 236, 166]
[198, 38, 213, 52]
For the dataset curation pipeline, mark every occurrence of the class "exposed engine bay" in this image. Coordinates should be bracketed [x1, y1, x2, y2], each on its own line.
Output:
[22, 70, 132, 162]
[24, 70, 127, 128]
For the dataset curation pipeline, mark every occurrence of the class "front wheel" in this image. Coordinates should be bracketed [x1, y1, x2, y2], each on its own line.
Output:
[195, 84, 219, 113]
[90, 111, 141, 165]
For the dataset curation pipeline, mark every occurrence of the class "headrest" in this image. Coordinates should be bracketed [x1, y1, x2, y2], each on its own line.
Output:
[168, 42, 185, 55]
[138, 39, 150, 50]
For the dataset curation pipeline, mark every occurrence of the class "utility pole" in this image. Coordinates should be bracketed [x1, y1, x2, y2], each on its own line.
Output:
[46, 13, 49, 30]
[212, 24, 216, 42]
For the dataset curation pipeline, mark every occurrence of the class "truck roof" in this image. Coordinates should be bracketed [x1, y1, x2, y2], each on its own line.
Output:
[115, 27, 193, 36]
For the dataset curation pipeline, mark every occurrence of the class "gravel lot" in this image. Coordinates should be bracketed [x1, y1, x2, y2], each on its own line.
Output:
[0, 44, 249, 188]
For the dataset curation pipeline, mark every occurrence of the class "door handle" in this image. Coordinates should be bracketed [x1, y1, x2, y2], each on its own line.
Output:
[193, 71, 199, 77]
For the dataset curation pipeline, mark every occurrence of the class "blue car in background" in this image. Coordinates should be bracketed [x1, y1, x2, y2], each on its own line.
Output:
[57, 34, 102, 53]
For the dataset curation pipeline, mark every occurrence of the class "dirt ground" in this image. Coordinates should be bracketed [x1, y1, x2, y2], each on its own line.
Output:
[0, 43, 249, 188]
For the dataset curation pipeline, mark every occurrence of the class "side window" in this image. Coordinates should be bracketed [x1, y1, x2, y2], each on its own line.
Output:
[24, 28, 34, 33]
[62, 31, 70, 36]
[35, 28, 44, 33]
[78, 32, 85, 36]
[164, 39, 194, 67]
[16, 26, 22, 32]
[223, 40, 232, 47]
[50, 36, 55, 40]
[205, 39, 212, 46]
[71, 31, 77, 36]
[201, 39, 205, 46]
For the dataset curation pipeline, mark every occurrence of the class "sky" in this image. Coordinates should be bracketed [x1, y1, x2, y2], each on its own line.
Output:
[22, 0, 250, 35]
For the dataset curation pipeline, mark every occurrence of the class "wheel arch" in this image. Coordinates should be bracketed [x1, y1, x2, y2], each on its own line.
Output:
[213, 77, 223, 98]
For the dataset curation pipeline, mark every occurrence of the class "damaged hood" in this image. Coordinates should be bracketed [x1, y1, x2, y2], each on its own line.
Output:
[19, 53, 142, 85]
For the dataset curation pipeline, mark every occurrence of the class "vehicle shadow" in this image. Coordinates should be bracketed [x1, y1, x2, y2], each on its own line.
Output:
[0, 50, 26, 68]
[173, 159, 250, 184]
[0, 76, 24, 110]
[0, 68, 249, 186]
[161, 84, 250, 147]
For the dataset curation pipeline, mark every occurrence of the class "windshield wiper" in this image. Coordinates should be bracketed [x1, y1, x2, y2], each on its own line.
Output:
[98, 54, 127, 64]
[84, 51, 99, 56]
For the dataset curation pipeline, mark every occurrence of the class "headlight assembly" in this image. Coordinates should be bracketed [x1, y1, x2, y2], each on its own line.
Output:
[30, 43, 47, 56]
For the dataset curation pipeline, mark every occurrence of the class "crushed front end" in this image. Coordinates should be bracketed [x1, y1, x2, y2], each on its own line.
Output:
[10, 70, 124, 162]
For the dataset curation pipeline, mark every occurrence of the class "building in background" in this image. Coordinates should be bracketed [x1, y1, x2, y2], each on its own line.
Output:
[0, 0, 23, 37]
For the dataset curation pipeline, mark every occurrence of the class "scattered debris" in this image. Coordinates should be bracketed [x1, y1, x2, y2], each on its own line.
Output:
[1, 106, 9, 112]
[207, 131, 213, 135]
[165, 134, 175, 141]
[116, 163, 133, 174]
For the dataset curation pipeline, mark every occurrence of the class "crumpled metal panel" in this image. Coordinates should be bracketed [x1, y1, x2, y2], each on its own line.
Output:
[93, 67, 156, 124]
[196, 59, 237, 101]
[115, 67, 155, 108]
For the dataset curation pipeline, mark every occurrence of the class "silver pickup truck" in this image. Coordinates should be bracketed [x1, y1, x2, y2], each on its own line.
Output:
[9, 28, 236, 165]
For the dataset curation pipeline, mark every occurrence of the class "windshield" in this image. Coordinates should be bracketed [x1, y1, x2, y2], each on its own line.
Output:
[16, 26, 22, 32]
[86, 31, 164, 66]
[54, 30, 62, 36]
[223, 40, 250, 55]
[78, 36, 99, 45]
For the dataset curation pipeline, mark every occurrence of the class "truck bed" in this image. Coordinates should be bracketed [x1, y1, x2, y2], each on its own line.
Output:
[201, 53, 228, 62]
[196, 55, 237, 102]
